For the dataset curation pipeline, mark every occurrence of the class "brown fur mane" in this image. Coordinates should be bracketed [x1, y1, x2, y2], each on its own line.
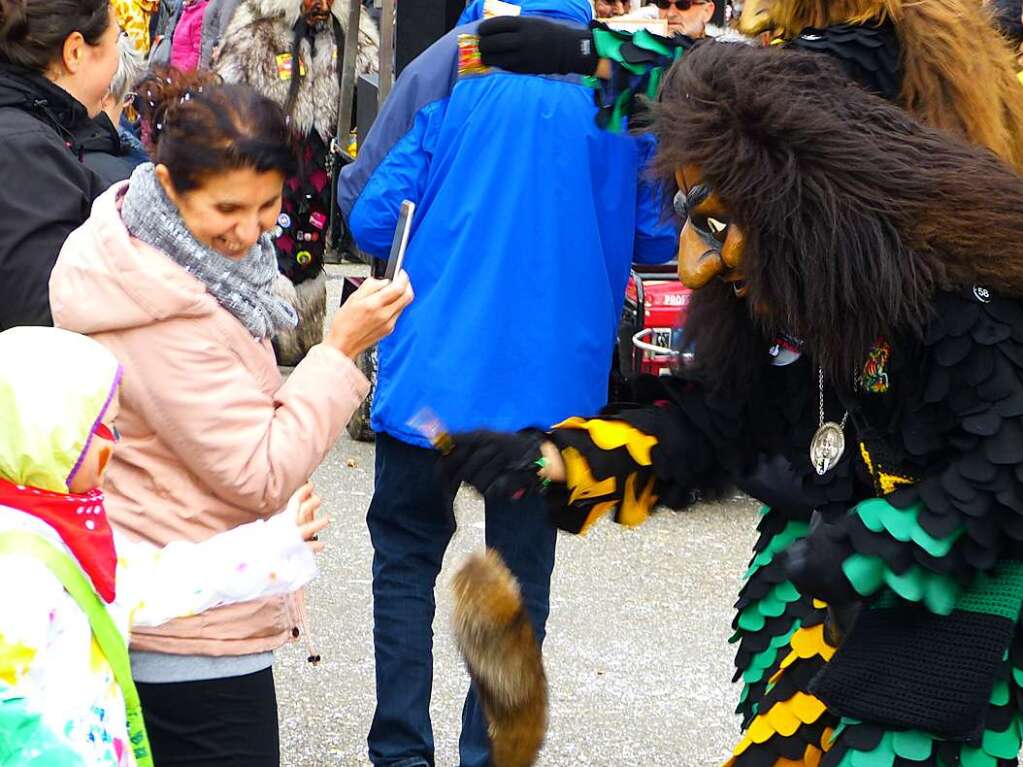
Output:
[654, 43, 1023, 392]
[769, 0, 890, 34]
[768, 0, 1023, 171]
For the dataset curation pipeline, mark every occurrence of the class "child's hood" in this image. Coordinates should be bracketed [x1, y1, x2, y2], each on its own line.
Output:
[0, 327, 121, 493]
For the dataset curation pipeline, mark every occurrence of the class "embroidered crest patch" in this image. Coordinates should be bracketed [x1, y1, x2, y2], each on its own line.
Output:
[861, 338, 891, 393]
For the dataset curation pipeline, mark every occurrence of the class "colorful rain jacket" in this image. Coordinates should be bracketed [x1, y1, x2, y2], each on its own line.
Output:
[0, 327, 318, 766]
[0, 505, 316, 767]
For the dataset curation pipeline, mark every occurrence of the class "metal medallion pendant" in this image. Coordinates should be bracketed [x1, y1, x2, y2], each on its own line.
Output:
[811, 421, 846, 476]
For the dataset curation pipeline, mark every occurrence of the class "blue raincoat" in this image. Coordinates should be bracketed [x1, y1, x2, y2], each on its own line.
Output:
[338, 0, 677, 445]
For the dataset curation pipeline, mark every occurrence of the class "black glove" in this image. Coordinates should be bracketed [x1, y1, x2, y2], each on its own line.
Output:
[440, 429, 547, 499]
[783, 524, 859, 606]
[477, 16, 599, 76]
[732, 454, 816, 515]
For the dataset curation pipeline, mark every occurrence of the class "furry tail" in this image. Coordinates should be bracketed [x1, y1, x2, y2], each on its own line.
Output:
[452, 550, 548, 767]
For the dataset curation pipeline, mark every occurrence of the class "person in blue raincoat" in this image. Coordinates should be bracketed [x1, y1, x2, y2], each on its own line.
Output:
[338, 0, 677, 763]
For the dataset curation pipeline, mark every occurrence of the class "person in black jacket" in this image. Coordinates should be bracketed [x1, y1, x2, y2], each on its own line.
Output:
[81, 32, 149, 189]
[0, 0, 121, 329]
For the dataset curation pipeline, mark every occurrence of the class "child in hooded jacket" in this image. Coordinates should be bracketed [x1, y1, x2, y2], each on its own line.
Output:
[0, 326, 328, 767]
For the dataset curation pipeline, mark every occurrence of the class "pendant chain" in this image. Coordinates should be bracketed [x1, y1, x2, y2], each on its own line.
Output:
[812, 367, 851, 476]
[818, 367, 849, 429]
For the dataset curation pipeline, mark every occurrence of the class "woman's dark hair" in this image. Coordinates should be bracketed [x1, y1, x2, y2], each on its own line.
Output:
[136, 67, 298, 192]
[653, 41, 1023, 394]
[0, 0, 110, 72]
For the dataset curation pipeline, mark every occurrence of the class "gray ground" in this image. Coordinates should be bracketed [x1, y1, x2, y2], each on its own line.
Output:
[273, 269, 762, 766]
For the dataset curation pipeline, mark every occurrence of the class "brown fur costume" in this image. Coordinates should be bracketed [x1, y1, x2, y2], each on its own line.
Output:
[654, 42, 1023, 393]
[452, 551, 548, 767]
[738, 0, 1023, 172]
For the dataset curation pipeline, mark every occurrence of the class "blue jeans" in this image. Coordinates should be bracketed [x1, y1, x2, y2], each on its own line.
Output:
[366, 432, 557, 767]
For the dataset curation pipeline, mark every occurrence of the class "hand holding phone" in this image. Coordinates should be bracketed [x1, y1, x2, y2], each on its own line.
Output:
[328, 272, 414, 359]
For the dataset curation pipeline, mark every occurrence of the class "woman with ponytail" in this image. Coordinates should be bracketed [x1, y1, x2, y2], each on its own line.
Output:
[49, 67, 412, 767]
[0, 0, 120, 330]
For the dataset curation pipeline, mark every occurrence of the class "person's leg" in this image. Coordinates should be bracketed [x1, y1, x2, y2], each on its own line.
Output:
[367, 432, 457, 767]
[458, 492, 558, 767]
[137, 667, 280, 767]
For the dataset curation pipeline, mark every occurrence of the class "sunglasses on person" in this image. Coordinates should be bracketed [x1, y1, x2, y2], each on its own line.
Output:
[93, 423, 121, 443]
[653, 0, 708, 9]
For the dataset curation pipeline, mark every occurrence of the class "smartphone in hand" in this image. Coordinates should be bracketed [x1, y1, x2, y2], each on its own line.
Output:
[383, 200, 415, 281]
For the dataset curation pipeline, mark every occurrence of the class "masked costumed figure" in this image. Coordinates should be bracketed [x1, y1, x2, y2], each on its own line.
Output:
[467, 0, 1023, 753]
[442, 42, 1023, 766]
[213, 0, 379, 365]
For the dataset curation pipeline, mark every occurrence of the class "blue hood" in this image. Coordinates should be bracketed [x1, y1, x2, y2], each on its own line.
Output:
[457, 0, 591, 26]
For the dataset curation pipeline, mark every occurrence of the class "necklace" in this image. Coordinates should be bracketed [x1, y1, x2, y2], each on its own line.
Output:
[810, 368, 849, 476]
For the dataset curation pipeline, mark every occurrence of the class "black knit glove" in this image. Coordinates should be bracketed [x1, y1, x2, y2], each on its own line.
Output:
[783, 520, 860, 606]
[441, 429, 547, 499]
[477, 16, 599, 76]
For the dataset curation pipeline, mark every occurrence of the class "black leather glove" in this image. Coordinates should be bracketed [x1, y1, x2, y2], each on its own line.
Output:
[441, 429, 547, 499]
[477, 16, 599, 76]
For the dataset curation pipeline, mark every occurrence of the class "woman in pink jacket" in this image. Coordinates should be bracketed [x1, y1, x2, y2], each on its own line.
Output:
[169, 0, 209, 72]
[49, 68, 413, 767]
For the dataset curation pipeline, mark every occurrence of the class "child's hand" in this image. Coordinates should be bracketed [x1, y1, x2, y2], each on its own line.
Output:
[288, 483, 330, 554]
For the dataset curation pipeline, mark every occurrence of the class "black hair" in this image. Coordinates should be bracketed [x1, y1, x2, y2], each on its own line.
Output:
[0, 0, 110, 72]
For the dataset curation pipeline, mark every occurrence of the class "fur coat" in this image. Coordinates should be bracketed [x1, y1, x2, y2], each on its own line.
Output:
[213, 0, 380, 140]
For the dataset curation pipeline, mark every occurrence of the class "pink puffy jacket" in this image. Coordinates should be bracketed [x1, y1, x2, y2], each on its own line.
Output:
[170, 0, 210, 72]
[50, 182, 369, 656]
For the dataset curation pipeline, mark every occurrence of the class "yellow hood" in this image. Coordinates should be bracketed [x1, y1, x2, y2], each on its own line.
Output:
[0, 327, 122, 493]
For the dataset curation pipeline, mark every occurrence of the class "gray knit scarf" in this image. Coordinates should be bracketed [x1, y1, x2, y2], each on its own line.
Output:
[121, 163, 297, 339]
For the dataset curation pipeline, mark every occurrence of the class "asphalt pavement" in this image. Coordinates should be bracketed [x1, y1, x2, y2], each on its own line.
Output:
[272, 268, 762, 766]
